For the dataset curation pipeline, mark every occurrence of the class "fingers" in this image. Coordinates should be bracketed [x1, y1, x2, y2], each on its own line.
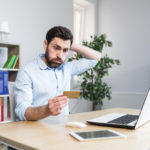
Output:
[48, 96, 68, 116]
[50, 102, 67, 114]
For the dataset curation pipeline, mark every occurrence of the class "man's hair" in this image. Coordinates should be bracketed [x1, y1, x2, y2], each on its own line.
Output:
[46, 26, 73, 45]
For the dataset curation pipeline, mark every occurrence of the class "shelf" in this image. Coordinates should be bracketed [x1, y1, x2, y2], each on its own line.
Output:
[0, 120, 11, 124]
[0, 42, 19, 47]
[0, 94, 9, 97]
[0, 68, 19, 71]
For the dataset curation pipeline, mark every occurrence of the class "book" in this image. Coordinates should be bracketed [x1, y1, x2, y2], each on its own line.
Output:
[0, 71, 8, 95]
[8, 82, 16, 121]
[1, 98, 4, 121]
[3, 97, 7, 121]
[10, 55, 17, 69]
[3, 71, 8, 94]
[12, 55, 19, 69]
[0, 71, 4, 95]
[0, 97, 2, 121]
[0, 97, 9, 122]
[3, 55, 17, 69]
[7, 55, 16, 69]
[3, 55, 12, 68]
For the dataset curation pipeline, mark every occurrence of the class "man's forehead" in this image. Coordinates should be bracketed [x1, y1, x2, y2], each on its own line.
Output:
[51, 37, 71, 47]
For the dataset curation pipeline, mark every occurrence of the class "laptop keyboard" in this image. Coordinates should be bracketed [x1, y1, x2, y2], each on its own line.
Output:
[108, 114, 139, 124]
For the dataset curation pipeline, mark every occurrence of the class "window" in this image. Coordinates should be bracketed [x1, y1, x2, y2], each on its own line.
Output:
[73, 3, 84, 44]
[73, 0, 95, 44]
[74, 9, 81, 44]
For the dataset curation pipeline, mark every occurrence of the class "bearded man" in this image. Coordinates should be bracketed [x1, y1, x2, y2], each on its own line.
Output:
[14, 26, 101, 121]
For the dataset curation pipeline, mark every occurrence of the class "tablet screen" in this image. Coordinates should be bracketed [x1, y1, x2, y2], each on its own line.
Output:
[76, 130, 119, 139]
[69, 130, 125, 141]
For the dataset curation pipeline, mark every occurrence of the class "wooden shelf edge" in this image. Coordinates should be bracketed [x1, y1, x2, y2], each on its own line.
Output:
[0, 42, 20, 47]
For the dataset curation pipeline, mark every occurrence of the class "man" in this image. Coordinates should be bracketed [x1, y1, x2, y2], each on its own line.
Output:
[14, 26, 101, 121]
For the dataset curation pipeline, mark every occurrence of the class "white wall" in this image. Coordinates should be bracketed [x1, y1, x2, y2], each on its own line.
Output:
[0, 0, 83, 114]
[0, 0, 93, 115]
[0, 0, 73, 66]
[98, 0, 150, 109]
[1, 0, 149, 114]
[0, 0, 94, 115]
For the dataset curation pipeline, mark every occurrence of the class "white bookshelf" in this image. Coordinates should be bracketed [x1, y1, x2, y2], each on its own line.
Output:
[0, 42, 20, 123]
[0, 94, 9, 97]
[0, 68, 19, 71]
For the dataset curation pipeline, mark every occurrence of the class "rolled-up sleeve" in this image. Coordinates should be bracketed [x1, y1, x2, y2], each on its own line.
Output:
[70, 58, 98, 76]
[14, 68, 33, 120]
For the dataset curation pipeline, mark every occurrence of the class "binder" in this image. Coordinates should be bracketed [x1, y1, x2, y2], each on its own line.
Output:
[0, 71, 8, 95]
[0, 71, 4, 95]
[3, 71, 8, 94]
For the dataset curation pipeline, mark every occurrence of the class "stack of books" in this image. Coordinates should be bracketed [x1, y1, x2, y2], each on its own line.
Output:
[0, 71, 8, 95]
[3, 55, 19, 69]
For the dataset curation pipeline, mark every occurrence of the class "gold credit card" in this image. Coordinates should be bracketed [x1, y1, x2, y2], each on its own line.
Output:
[63, 91, 80, 98]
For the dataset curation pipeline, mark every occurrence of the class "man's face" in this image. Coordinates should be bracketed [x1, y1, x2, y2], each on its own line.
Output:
[44, 37, 71, 68]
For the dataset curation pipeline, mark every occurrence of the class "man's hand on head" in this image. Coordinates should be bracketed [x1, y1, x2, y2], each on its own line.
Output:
[48, 95, 68, 116]
[70, 43, 101, 61]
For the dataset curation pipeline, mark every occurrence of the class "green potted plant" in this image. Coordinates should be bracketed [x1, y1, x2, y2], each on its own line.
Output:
[70, 34, 120, 110]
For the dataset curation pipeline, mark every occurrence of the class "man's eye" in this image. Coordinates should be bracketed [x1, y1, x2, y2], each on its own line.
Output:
[54, 46, 59, 50]
[63, 49, 68, 53]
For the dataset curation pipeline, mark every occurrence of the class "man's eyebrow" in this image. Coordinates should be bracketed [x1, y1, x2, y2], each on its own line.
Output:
[53, 44, 69, 50]
[63, 47, 69, 50]
[53, 44, 61, 48]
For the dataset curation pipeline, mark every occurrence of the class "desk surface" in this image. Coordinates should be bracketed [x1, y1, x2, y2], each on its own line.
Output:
[0, 108, 150, 150]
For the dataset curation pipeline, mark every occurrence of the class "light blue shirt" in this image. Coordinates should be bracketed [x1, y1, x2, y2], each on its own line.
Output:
[14, 53, 98, 120]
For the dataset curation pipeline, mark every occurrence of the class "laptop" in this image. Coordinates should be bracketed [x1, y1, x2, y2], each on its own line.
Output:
[87, 89, 150, 129]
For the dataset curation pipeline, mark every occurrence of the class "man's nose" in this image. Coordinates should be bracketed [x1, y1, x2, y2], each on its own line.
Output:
[57, 51, 63, 58]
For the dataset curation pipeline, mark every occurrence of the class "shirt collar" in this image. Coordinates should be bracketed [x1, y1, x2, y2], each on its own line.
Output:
[37, 53, 64, 70]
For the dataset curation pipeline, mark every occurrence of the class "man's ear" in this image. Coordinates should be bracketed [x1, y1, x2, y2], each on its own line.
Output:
[43, 40, 47, 50]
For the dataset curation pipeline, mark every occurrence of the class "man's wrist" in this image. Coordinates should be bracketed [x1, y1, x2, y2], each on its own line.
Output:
[70, 43, 79, 52]
[45, 104, 51, 115]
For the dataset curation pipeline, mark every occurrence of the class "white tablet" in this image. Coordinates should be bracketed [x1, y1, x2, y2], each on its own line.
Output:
[69, 130, 126, 141]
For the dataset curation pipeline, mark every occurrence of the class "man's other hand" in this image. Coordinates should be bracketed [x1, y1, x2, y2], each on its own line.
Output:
[48, 95, 68, 115]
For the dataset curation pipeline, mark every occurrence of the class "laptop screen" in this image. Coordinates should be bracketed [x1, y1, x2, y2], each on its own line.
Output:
[135, 89, 150, 128]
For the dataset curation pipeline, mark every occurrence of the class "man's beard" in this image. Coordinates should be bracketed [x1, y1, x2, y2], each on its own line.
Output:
[45, 48, 63, 68]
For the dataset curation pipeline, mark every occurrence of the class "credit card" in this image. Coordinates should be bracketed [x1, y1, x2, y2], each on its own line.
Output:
[63, 91, 80, 98]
